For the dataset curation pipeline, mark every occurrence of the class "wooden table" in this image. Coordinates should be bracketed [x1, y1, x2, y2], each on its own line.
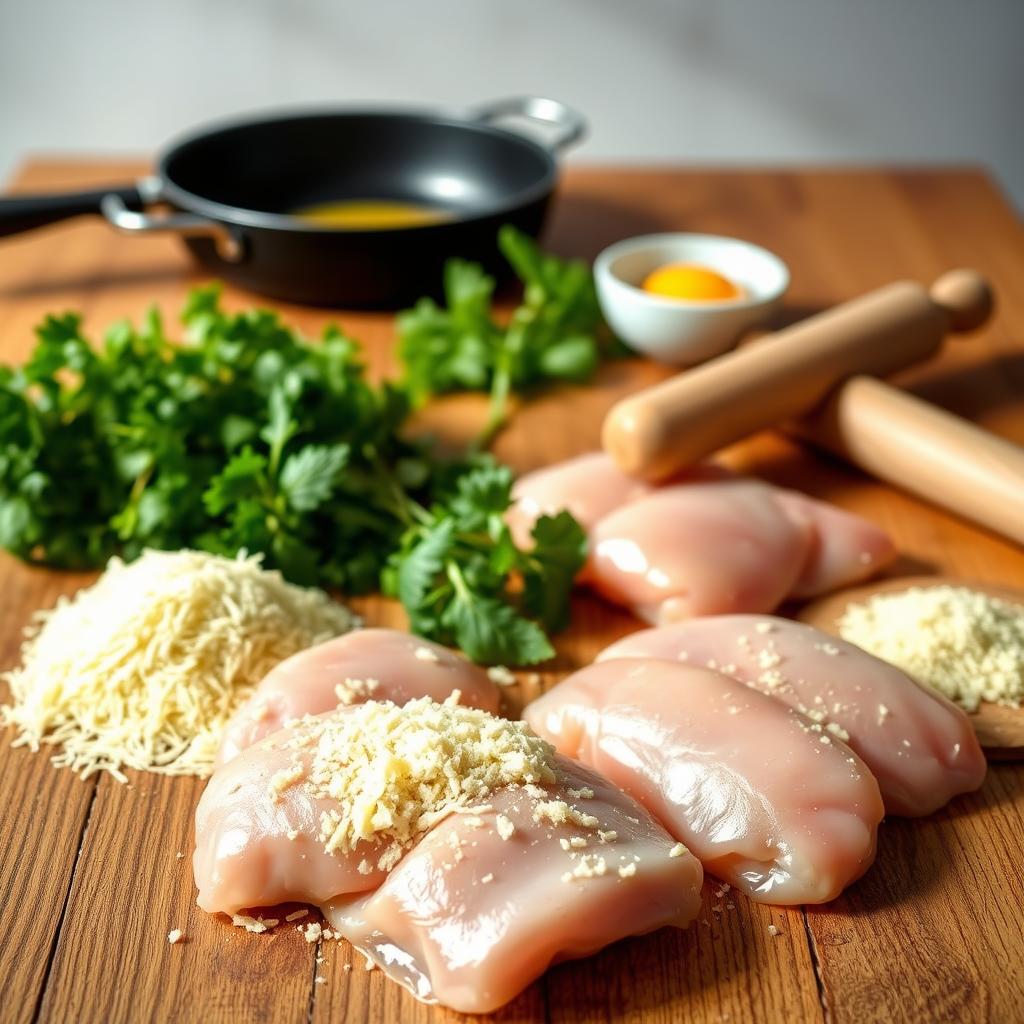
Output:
[1, 160, 1023, 1024]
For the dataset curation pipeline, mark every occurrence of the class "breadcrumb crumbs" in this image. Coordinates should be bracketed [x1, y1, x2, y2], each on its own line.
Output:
[307, 695, 556, 868]
[487, 665, 516, 686]
[669, 843, 687, 858]
[333, 677, 380, 705]
[532, 799, 599, 829]
[284, 909, 308, 922]
[564, 854, 608, 880]
[167, 929, 183, 944]
[495, 814, 516, 841]
[268, 761, 305, 803]
[232, 914, 277, 933]
[838, 585, 1024, 711]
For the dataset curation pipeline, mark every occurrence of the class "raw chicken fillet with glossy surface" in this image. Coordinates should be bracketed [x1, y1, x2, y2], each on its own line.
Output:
[195, 699, 703, 1015]
[524, 657, 884, 904]
[216, 628, 500, 766]
[508, 453, 895, 623]
[598, 615, 986, 816]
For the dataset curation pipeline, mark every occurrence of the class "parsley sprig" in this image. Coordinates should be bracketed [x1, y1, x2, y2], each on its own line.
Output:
[397, 226, 620, 445]
[0, 286, 585, 664]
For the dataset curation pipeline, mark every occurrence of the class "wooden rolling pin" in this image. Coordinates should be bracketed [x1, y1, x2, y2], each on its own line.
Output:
[603, 269, 993, 480]
[798, 376, 1024, 545]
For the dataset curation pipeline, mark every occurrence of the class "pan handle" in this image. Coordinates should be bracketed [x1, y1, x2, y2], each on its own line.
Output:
[0, 183, 145, 238]
[468, 96, 587, 153]
[101, 177, 244, 263]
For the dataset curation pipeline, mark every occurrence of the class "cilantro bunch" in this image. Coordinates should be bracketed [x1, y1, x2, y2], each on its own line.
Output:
[0, 286, 585, 663]
[397, 226, 620, 445]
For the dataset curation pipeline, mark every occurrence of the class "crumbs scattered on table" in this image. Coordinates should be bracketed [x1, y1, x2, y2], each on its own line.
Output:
[232, 913, 278, 933]
[487, 665, 516, 686]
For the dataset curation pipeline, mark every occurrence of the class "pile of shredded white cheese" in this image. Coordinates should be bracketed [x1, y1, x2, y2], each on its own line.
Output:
[279, 694, 559, 871]
[837, 585, 1024, 711]
[1, 549, 356, 781]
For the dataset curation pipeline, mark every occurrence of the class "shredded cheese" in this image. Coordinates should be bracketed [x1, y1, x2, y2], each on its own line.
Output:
[0, 549, 355, 781]
[838, 585, 1024, 711]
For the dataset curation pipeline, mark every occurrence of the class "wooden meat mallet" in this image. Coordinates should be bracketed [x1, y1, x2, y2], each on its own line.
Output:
[602, 269, 1024, 545]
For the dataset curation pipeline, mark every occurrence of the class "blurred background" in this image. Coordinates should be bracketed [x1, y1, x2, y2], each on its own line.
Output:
[2, 0, 1022, 207]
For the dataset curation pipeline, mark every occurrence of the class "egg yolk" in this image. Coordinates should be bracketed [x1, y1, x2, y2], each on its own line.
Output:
[642, 263, 743, 302]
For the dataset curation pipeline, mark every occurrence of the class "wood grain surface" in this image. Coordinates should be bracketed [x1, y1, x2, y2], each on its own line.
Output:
[0, 159, 1022, 1024]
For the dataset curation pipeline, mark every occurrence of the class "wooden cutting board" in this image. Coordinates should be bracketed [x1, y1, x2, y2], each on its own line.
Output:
[1, 160, 1023, 1024]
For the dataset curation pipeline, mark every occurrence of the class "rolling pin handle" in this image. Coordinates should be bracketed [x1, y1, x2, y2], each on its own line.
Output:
[929, 269, 993, 332]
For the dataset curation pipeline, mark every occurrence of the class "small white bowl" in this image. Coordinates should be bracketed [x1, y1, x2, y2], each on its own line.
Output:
[594, 233, 790, 365]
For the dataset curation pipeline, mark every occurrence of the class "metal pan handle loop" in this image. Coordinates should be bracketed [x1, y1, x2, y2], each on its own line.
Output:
[101, 177, 244, 263]
[468, 96, 587, 153]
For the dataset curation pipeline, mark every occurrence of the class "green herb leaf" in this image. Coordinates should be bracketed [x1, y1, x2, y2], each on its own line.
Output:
[279, 444, 350, 512]
[396, 225, 622, 445]
[522, 511, 588, 631]
[441, 588, 554, 665]
[0, 279, 588, 665]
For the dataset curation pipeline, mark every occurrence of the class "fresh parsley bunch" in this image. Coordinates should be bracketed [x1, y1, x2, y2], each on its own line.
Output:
[397, 225, 620, 444]
[0, 286, 585, 663]
[384, 461, 584, 664]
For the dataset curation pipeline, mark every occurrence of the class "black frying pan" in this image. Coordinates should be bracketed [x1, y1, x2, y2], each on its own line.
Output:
[0, 97, 585, 308]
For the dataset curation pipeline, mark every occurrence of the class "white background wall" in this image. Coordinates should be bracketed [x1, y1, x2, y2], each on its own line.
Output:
[2, 0, 1023, 207]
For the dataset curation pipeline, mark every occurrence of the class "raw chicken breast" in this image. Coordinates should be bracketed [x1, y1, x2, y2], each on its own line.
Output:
[506, 452, 656, 549]
[773, 493, 895, 598]
[590, 480, 812, 623]
[524, 658, 884, 904]
[323, 758, 703, 1014]
[598, 615, 986, 816]
[195, 698, 703, 1014]
[217, 629, 500, 766]
[196, 714, 388, 915]
[508, 453, 895, 624]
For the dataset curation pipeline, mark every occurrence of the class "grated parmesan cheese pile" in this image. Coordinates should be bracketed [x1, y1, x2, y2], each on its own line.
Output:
[279, 694, 559, 872]
[0, 549, 355, 781]
[837, 585, 1024, 711]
